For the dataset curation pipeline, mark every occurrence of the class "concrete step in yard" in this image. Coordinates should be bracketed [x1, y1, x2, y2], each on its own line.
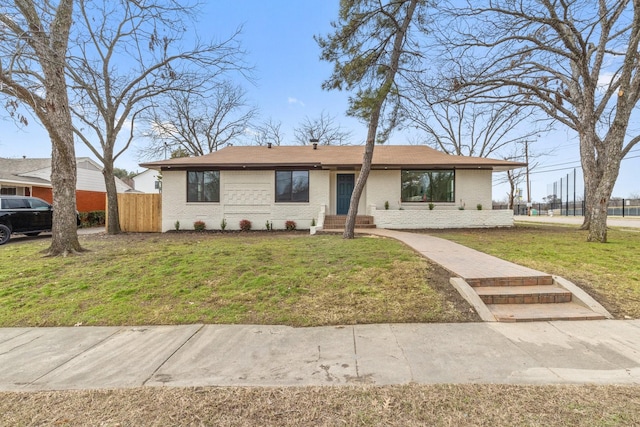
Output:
[463, 275, 607, 322]
[475, 285, 572, 305]
[488, 302, 607, 322]
[466, 276, 554, 287]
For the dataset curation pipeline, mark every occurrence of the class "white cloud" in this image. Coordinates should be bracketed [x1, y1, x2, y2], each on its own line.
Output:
[597, 71, 615, 90]
[288, 97, 305, 107]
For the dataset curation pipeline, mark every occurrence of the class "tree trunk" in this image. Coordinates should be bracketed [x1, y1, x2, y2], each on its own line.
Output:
[580, 163, 597, 231]
[506, 170, 515, 210]
[40, 1, 82, 256]
[585, 154, 620, 243]
[342, 0, 419, 239]
[102, 152, 122, 234]
[587, 195, 609, 242]
[343, 111, 380, 239]
[48, 132, 83, 256]
[579, 122, 623, 241]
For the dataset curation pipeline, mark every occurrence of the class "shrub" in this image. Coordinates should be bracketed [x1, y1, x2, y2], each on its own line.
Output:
[239, 219, 251, 231]
[285, 220, 296, 231]
[477, 203, 483, 210]
[311, 218, 316, 227]
[428, 203, 435, 210]
[265, 220, 272, 231]
[174, 220, 180, 231]
[384, 200, 389, 210]
[193, 220, 206, 231]
[220, 217, 227, 231]
[78, 210, 106, 228]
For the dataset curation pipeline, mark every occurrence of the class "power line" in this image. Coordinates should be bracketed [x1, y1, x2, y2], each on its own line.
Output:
[529, 151, 640, 174]
[493, 153, 640, 186]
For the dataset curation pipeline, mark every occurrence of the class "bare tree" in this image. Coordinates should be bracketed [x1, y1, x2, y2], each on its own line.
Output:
[252, 117, 285, 146]
[0, 0, 83, 256]
[402, 93, 547, 158]
[142, 80, 256, 158]
[293, 111, 353, 146]
[66, 0, 248, 234]
[317, 0, 425, 238]
[501, 140, 543, 211]
[433, 0, 640, 243]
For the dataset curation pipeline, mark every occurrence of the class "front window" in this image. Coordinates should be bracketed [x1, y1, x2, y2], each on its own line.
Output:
[187, 171, 220, 202]
[275, 170, 309, 202]
[401, 170, 454, 202]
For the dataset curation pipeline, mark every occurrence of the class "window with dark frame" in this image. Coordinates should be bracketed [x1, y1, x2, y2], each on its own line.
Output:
[275, 170, 309, 202]
[401, 170, 454, 203]
[187, 171, 220, 202]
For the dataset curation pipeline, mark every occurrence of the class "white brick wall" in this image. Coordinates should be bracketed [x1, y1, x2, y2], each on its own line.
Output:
[161, 167, 504, 232]
[371, 206, 514, 229]
[366, 170, 401, 211]
[455, 169, 493, 210]
[365, 168, 493, 212]
[161, 169, 329, 231]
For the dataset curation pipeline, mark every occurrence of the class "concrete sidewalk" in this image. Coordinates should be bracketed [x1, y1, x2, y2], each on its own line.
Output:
[1, 321, 639, 391]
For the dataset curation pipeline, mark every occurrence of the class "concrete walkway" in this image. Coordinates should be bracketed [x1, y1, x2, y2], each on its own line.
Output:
[1, 321, 639, 391]
[368, 229, 550, 280]
[366, 229, 611, 322]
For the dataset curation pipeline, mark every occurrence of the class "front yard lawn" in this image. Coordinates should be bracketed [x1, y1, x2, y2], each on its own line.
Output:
[0, 232, 474, 327]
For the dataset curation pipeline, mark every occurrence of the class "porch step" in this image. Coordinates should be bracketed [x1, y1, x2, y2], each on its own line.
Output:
[323, 215, 376, 229]
[475, 285, 572, 304]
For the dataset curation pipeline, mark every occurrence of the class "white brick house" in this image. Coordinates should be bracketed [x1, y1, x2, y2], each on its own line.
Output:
[140, 145, 525, 232]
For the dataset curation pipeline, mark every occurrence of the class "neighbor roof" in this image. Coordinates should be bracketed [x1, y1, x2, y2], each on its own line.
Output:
[139, 145, 526, 172]
[0, 158, 53, 186]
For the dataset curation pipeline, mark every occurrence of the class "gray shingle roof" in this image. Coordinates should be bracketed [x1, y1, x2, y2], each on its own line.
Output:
[140, 145, 526, 172]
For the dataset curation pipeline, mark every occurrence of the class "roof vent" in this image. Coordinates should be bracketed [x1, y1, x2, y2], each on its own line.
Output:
[267, 142, 272, 149]
[310, 138, 319, 150]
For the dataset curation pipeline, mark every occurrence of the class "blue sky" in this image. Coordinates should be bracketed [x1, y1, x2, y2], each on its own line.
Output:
[1, 0, 639, 202]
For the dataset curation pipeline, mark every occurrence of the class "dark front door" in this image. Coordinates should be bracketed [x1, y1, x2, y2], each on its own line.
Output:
[336, 174, 355, 215]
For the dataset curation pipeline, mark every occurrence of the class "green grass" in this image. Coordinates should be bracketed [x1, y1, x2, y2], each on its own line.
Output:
[0, 233, 468, 327]
[4, 224, 637, 326]
[431, 224, 640, 318]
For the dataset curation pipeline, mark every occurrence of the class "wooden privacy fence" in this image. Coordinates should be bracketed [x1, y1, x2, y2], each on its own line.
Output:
[107, 193, 161, 232]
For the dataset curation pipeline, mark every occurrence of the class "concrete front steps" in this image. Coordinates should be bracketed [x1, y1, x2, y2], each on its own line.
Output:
[452, 275, 610, 322]
[323, 215, 376, 229]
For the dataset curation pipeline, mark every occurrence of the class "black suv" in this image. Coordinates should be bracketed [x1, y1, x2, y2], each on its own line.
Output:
[0, 196, 54, 245]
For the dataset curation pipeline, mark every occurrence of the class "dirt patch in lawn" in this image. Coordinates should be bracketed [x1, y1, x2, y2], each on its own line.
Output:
[424, 259, 478, 321]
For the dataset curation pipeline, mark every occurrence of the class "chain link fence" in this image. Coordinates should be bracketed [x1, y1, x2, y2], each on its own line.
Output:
[494, 168, 640, 216]
[495, 199, 640, 217]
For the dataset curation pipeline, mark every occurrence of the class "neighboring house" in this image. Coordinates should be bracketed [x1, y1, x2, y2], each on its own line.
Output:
[0, 157, 133, 212]
[140, 145, 526, 232]
[132, 169, 162, 194]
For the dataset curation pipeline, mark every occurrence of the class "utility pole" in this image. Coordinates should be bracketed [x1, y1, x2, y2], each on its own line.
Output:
[525, 140, 532, 215]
